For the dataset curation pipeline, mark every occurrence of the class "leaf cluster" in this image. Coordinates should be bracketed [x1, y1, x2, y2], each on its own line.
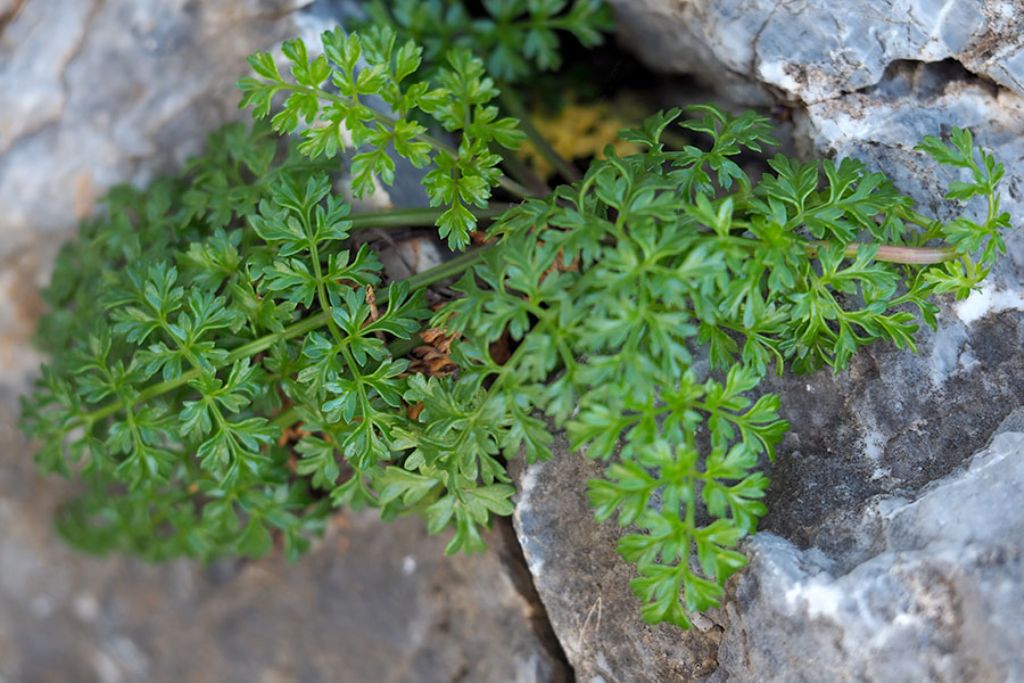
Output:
[21, 128, 541, 562]
[425, 106, 1010, 626]
[363, 0, 613, 83]
[239, 26, 527, 249]
[25, 130, 420, 558]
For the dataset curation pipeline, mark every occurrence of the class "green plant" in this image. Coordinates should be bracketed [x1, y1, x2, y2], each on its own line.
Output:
[361, 0, 613, 83]
[21, 3, 1011, 630]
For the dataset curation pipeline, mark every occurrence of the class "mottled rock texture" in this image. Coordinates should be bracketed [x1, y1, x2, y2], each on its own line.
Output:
[515, 373, 1024, 683]
[612, 1, 1024, 236]
[608, 0, 1024, 104]
[1, 0, 305, 259]
[715, 420, 1024, 683]
[0, 2, 566, 681]
[505, 2, 1024, 681]
[606, 0, 1024, 233]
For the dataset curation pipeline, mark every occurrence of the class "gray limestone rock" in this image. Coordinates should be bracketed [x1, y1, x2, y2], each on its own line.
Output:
[605, 0, 1024, 260]
[0, 0, 311, 261]
[605, 0, 1024, 258]
[514, 393, 1024, 683]
[714, 424, 1024, 683]
[607, 0, 1024, 105]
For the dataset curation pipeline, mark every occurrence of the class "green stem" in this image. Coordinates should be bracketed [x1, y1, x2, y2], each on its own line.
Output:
[808, 241, 957, 265]
[722, 234, 958, 265]
[305, 218, 347, 347]
[81, 247, 493, 426]
[349, 205, 512, 230]
[339, 345, 372, 417]
[498, 86, 582, 183]
[496, 147, 551, 196]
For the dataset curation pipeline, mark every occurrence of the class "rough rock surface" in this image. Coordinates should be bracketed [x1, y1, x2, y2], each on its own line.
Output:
[511, 444, 724, 683]
[504, 2, 1024, 681]
[514, 339, 1024, 682]
[606, 0, 1024, 230]
[1, 0, 305, 261]
[0, 1, 567, 681]
[608, 0, 1024, 105]
[0, 457, 567, 682]
[714, 419, 1024, 683]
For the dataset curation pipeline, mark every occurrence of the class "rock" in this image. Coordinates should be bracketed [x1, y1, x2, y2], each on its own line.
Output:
[0, 424, 569, 682]
[799, 65, 1024, 267]
[605, 0, 1024, 246]
[514, 394, 1024, 683]
[378, 236, 446, 282]
[605, 0, 1024, 268]
[511, 442, 723, 682]
[607, 0, 1024, 106]
[714, 422, 1024, 683]
[753, 302, 1024, 549]
[0, 1, 569, 680]
[0, 0, 311, 261]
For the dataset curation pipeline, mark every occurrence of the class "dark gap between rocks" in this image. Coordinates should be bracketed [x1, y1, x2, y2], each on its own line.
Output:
[493, 515, 576, 683]
[860, 58, 1003, 101]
